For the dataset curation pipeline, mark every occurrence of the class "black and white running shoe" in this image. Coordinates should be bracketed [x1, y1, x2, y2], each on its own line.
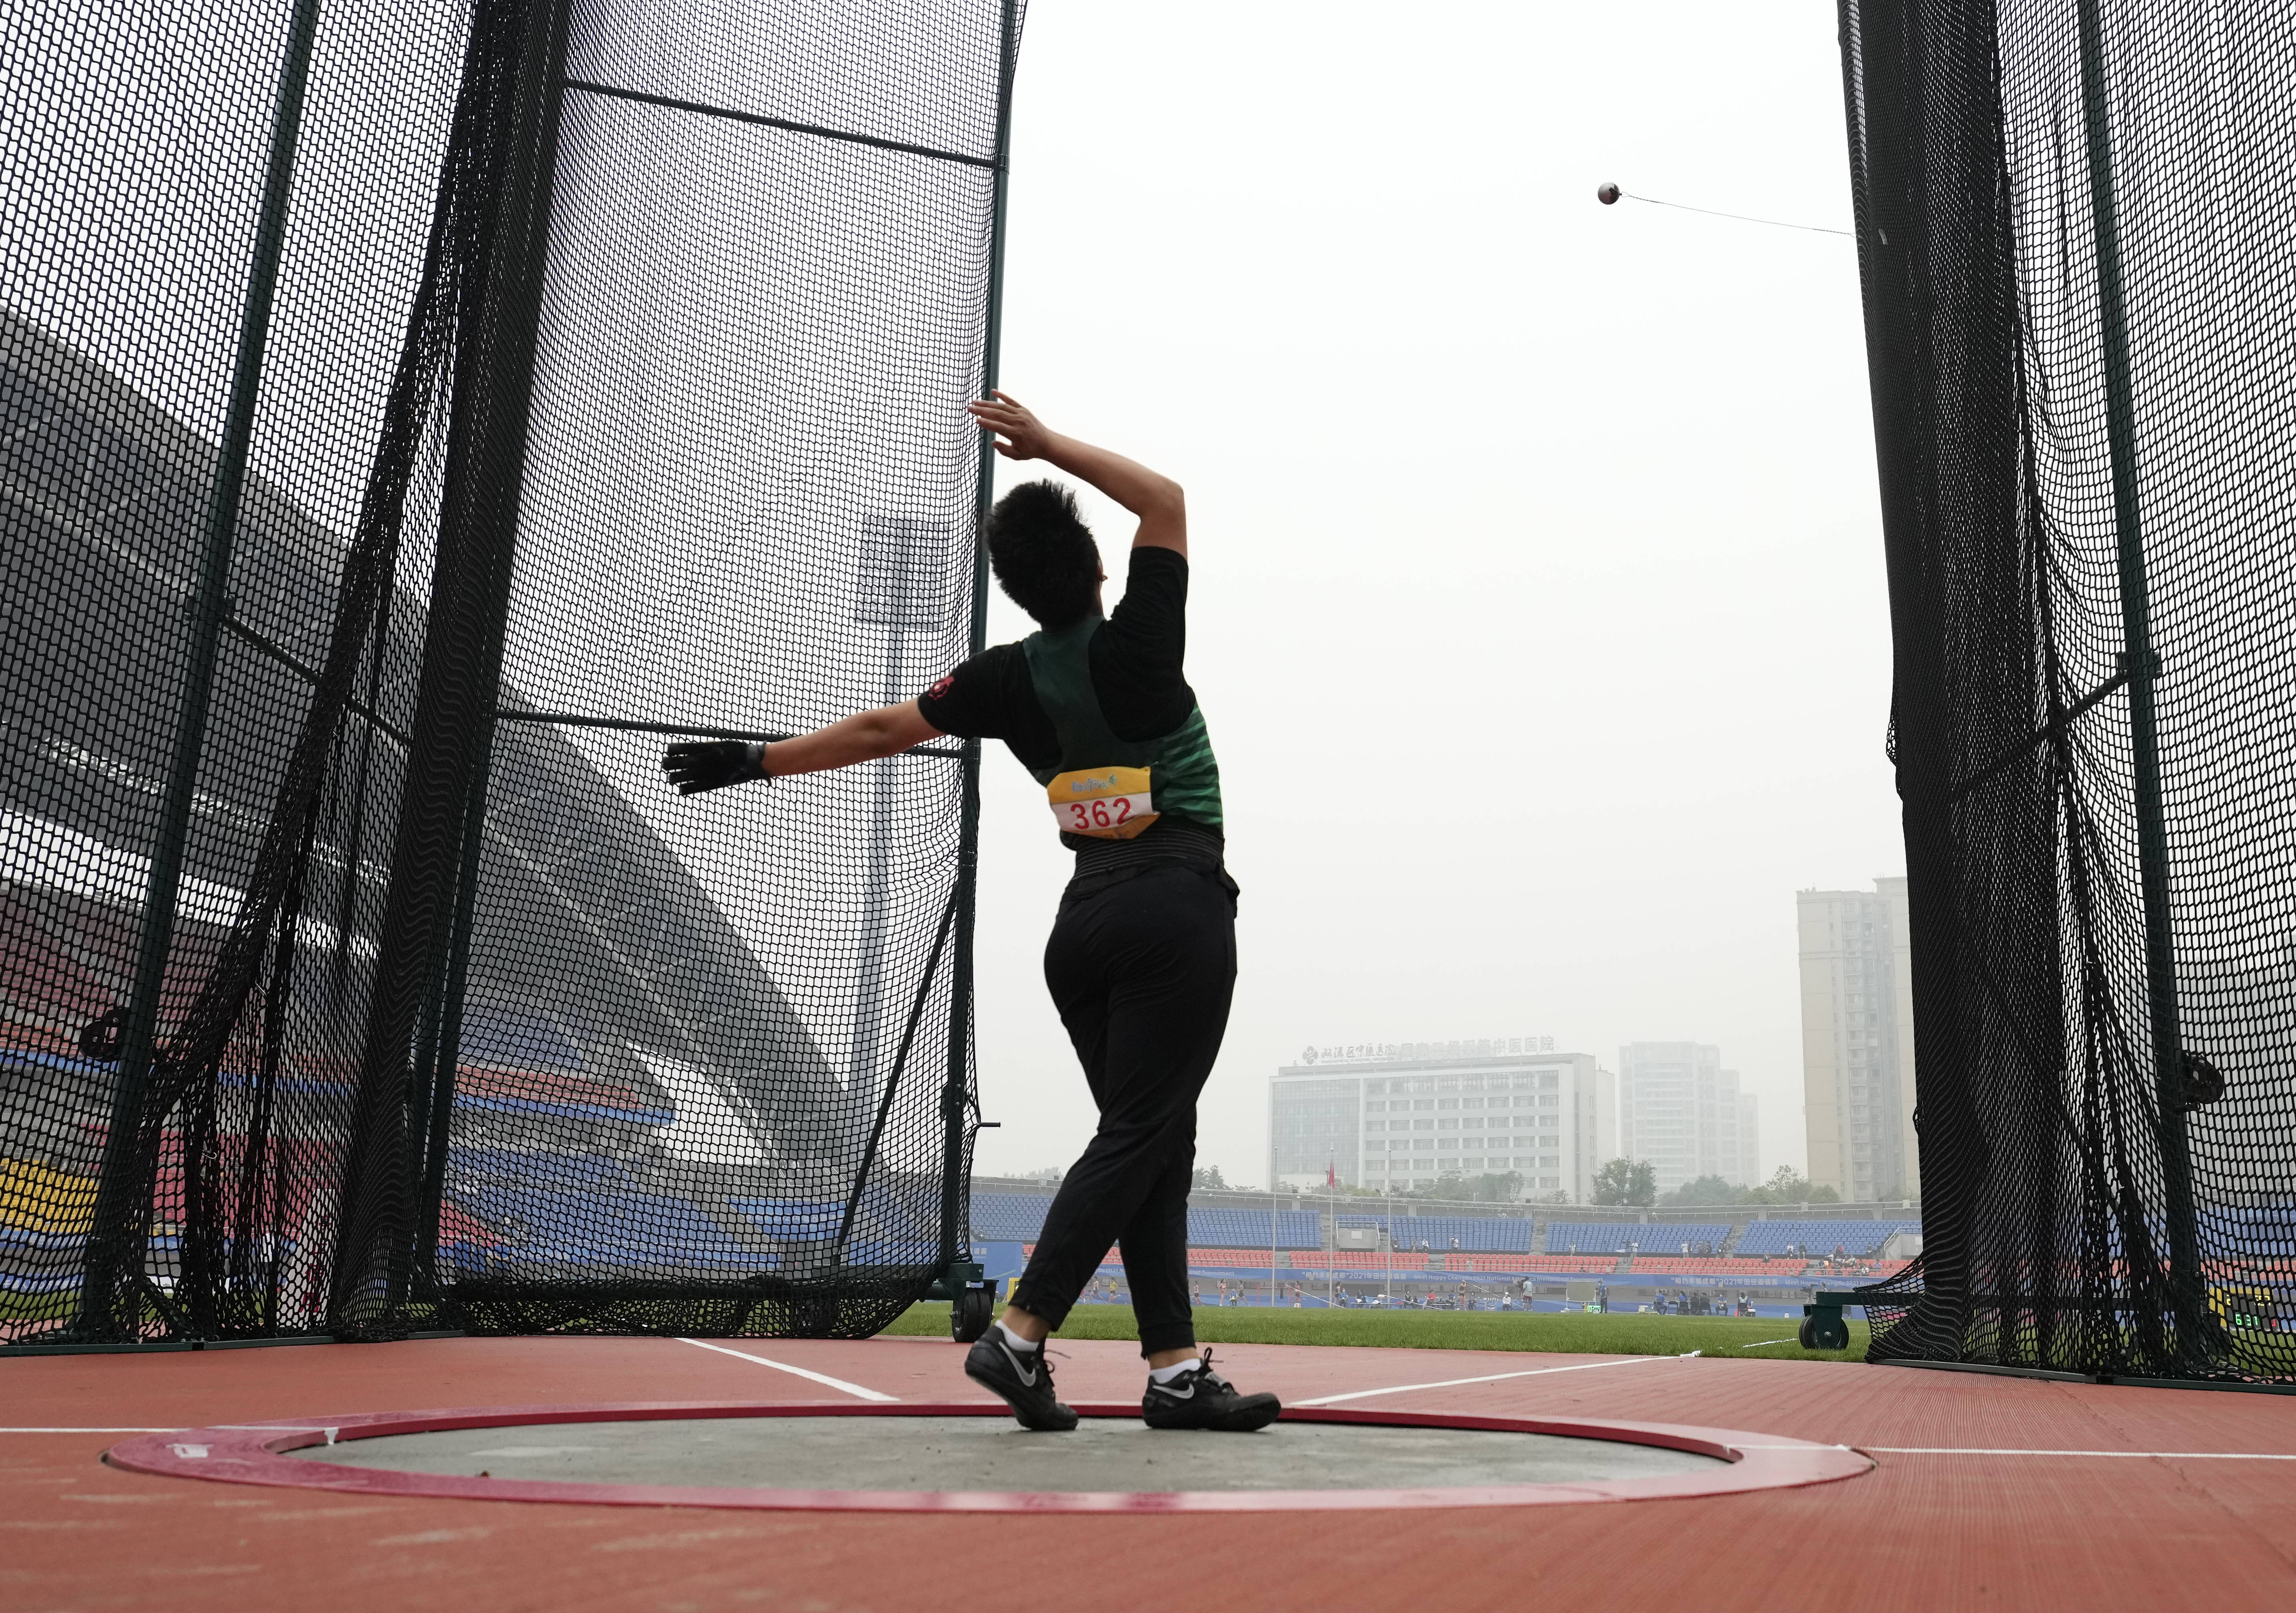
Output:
[1141, 1349, 1282, 1432]
[964, 1330, 1078, 1431]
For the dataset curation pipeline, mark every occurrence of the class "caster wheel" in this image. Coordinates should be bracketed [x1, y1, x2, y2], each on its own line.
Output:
[1797, 1316, 1818, 1350]
[952, 1285, 994, 1344]
[1807, 1312, 1850, 1351]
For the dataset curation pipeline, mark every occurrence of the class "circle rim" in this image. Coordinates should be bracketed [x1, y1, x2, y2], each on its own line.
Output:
[105, 1400, 1872, 1513]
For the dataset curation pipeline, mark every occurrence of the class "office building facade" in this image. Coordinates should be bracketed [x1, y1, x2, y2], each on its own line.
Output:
[1270, 1038, 1615, 1200]
[1797, 879, 1919, 1201]
[1616, 1042, 1759, 1194]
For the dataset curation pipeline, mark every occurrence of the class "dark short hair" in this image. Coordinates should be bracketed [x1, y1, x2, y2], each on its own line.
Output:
[986, 480, 1100, 627]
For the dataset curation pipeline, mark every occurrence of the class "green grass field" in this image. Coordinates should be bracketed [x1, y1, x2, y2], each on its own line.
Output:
[884, 1302, 1868, 1362]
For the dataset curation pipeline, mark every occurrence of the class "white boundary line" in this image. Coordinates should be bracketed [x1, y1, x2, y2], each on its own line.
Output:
[0, 1427, 184, 1433]
[673, 1337, 897, 1402]
[1868, 1447, 2296, 1460]
[1294, 1352, 1696, 1407]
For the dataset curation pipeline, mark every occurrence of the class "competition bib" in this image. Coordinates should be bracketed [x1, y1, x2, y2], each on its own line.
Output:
[1046, 765, 1158, 840]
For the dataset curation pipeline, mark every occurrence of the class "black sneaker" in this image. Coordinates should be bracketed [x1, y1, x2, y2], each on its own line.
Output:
[1142, 1349, 1281, 1432]
[964, 1330, 1078, 1431]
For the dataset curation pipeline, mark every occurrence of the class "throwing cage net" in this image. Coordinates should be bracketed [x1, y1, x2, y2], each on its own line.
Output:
[0, 0, 1020, 1344]
[1840, 0, 2296, 1382]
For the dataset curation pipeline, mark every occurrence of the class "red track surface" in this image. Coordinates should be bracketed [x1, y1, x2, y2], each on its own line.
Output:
[5, 1334, 2295, 1610]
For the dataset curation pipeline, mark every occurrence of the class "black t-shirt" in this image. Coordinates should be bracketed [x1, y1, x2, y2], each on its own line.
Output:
[916, 545, 1195, 772]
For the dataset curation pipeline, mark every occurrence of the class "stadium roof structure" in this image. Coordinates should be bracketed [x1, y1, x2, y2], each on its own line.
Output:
[0, 312, 847, 1315]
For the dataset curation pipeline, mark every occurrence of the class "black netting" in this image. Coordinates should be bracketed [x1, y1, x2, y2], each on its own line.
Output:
[1839, 0, 2296, 1381]
[1, 0, 1018, 1345]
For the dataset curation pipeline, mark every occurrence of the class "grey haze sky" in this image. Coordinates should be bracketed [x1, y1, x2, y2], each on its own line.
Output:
[962, 0, 1902, 1188]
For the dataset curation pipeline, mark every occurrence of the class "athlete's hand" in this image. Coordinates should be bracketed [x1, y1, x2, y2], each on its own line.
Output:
[662, 738, 770, 796]
[968, 390, 1053, 460]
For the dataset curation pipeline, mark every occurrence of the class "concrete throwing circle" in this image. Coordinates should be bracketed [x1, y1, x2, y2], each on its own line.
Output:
[105, 1402, 1872, 1513]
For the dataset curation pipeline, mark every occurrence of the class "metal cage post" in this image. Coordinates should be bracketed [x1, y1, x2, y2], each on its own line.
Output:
[936, 0, 1019, 1286]
[2071, 0, 2211, 1360]
[75, 0, 325, 1338]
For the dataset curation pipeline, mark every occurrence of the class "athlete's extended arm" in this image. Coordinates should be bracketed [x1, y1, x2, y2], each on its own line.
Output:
[968, 392, 1185, 558]
[662, 701, 944, 795]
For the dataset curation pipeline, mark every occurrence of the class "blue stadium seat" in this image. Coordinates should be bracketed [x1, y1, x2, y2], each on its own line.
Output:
[1544, 1221, 1637, 1253]
[1181, 1208, 1321, 1249]
[1637, 1223, 1734, 1254]
[1330, 1215, 1534, 1252]
[970, 1192, 1052, 1242]
[447, 1183, 754, 1267]
[1732, 1220, 1906, 1258]
[838, 1239, 940, 1268]
[447, 1146, 632, 1192]
[729, 1199, 844, 1239]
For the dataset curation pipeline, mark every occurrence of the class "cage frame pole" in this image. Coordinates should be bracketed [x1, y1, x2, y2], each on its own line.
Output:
[408, 765, 493, 1294]
[936, 0, 1019, 1285]
[329, 0, 578, 1334]
[2070, 0, 2208, 1351]
[76, 0, 325, 1338]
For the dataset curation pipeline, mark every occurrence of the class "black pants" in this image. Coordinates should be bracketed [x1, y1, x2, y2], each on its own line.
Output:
[1009, 863, 1237, 1358]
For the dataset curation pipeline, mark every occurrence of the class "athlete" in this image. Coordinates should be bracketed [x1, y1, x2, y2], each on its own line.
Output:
[663, 393, 1278, 1435]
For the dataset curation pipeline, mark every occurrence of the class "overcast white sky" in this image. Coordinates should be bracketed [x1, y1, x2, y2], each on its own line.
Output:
[961, 0, 1902, 1190]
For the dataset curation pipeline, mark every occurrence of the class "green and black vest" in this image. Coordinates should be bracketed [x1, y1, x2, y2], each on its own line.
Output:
[1019, 613, 1221, 842]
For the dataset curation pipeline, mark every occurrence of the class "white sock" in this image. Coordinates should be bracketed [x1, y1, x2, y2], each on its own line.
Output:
[994, 1322, 1039, 1353]
[1148, 1358, 1196, 1385]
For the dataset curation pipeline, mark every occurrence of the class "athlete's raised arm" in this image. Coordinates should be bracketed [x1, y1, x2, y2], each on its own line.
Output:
[661, 700, 944, 795]
[967, 392, 1185, 559]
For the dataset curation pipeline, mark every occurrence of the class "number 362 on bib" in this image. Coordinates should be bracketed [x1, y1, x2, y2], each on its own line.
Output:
[1046, 765, 1158, 841]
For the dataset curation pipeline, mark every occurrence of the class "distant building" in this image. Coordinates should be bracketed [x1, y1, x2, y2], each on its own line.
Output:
[1797, 879, 1918, 1201]
[1269, 1038, 1614, 1200]
[1616, 1042, 1758, 1195]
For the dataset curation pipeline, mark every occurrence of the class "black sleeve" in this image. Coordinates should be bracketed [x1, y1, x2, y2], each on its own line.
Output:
[1092, 546, 1196, 741]
[915, 641, 1059, 770]
[916, 642, 1027, 739]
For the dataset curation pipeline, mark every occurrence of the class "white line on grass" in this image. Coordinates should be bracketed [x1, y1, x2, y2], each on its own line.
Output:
[674, 1336, 897, 1401]
[1295, 1352, 1698, 1407]
[1867, 1447, 2296, 1461]
[1739, 1338, 1798, 1348]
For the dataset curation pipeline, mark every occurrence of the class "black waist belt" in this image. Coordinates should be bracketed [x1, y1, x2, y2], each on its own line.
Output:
[1063, 820, 1227, 899]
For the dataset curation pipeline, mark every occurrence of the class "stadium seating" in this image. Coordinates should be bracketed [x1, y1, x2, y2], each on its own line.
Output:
[1185, 1208, 1322, 1249]
[1186, 1247, 1276, 1269]
[448, 1146, 632, 1193]
[1, 1155, 93, 1239]
[445, 1182, 755, 1268]
[1627, 1257, 1786, 1276]
[728, 1199, 845, 1239]
[1732, 1219, 1916, 1258]
[2201, 1208, 2296, 1256]
[970, 1192, 1052, 1241]
[1334, 1215, 1536, 1252]
[1544, 1221, 1731, 1254]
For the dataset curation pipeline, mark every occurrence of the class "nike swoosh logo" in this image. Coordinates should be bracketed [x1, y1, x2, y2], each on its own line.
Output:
[1001, 1343, 1038, 1387]
[1155, 1380, 1195, 1399]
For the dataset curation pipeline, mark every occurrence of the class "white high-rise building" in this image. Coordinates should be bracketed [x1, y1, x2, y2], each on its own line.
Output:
[1616, 1042, 1759, 1195]
[1797, 879, 1919, 1202]
[1269, 1038, 1614, 1201]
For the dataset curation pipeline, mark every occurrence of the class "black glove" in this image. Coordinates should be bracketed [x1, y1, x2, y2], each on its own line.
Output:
[663, 738, 770, 796]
